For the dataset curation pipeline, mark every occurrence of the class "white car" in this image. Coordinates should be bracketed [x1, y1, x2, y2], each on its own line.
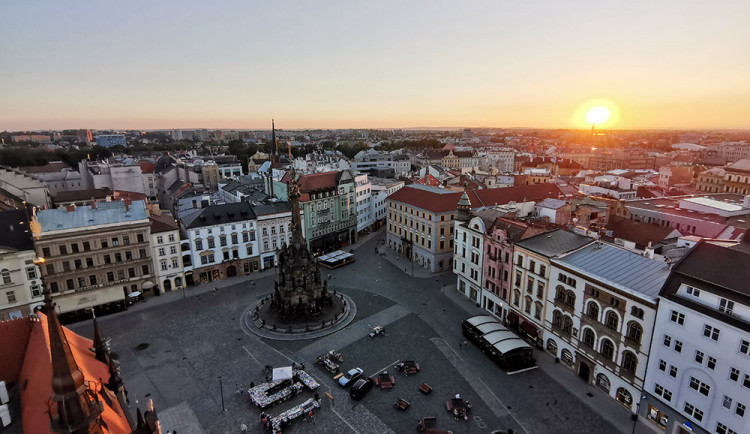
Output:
[338, 367, 364, 387]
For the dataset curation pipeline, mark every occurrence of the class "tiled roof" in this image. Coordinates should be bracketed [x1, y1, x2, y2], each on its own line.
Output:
[387, 183, 564, 214]
[181, 202, 256, 229]
[555, 242, 671, 300]
[18, 162, 70, 174]
[726, 159, 750, 173]
[515, 228, 593, 257]
[668, 239, 750, 297]
[36, 200, 148, 232]
[150, 213, 179, 233]
[252, 202, 292, 216]
[298, 171, 339, 192]
[605, 217, 681, 248]
[139, 161, 156, 173]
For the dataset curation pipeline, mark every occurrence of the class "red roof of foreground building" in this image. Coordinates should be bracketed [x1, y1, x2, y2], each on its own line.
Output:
[139, 161, 156, 174]
[388, 183, 564, 213]
[415, 173, 440, 186]
[0, 315, 131, 433]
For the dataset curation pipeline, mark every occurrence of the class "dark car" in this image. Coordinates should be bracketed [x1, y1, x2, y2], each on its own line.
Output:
[349, 377, 374, 400]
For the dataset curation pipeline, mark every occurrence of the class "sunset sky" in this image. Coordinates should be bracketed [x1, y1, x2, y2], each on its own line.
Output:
[1, 0, 749, 131]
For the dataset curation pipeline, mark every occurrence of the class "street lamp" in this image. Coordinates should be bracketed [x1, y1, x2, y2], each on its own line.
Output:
[218, 376, 226, 413]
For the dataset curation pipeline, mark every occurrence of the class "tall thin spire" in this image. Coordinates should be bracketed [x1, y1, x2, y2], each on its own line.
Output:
[272, 119, 278, 154]
[44, 291, 103, 433]
[91, 314, 107, 363]
[287, 166, 304, 244]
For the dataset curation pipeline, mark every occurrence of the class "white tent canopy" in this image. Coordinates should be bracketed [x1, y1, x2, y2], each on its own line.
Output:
[272, 366, 294, 382]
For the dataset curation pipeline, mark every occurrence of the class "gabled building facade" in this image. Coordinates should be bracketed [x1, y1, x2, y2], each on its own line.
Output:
[253, 202, 292, 270]
[149, 212, 185, 293]
[180, 202, 260, 284]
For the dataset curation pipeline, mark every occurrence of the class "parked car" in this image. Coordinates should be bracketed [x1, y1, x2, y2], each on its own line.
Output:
[349, 377, 374, 400]
[338, 367, 364, 387]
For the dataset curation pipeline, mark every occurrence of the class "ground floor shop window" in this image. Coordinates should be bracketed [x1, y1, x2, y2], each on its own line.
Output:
[616, 387, 632, 408]
[596, 373, 611, 393]
[561, 349, 573, 366]
[547, 339, 558, 356]
[647, 404, 668, 430]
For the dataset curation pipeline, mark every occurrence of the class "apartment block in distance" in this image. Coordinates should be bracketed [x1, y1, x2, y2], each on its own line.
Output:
[32, 200, 155, 319]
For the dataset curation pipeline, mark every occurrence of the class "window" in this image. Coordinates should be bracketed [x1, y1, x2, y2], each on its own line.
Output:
[123, 235, 130, 245]
[66, 279, 75, 290]
[128, 268, 136, 278]
[744, 374, 750, 389]
[242, 233, 249, 242]
[537, 282, 545, 298]
[663, 335, 672, 347]
[737, 402, 746, 417]
[529, 260, 536, 273]
[704, 325, 720, 341]
[161, 260, 168, 271]
[605, 311, 619, 330]
[659, 360, 667, 371]
[723, 395, 733, 409]
[587, 302, 599, 319]
[196, 240, 203, 250]
[674, 340, 683, 353]
[730, 367, 740, 382]
[582, 329, 595, 347]
[527, 277, 534, 293]
[89, 275, 97, 285]
[231, 234, 238, 244]
[622, 351, 637, 373]
[600, 339, 615, 360]
[115, 253, 122, 262]
[539, 265, 546, 276]
[654, 384, 672, 402]
[670, 310, 685, 325]
[158, 248, 165, 256]
[689, 377, 710, 396]
[740, 340, 750, 356]
[627, 322, 642, 343]
[708, 356, 717, 370]
[170, 246, 177, 254]
[86, 257, 93, 267]
[104, 255, 112, 264]
[60, 245, 67, 254]
[669, 366, 678, 378]
[172, 258, 179, 268]
[50, 282, 59, 292]
[101, 239, 108, 248]
[107, 272, 114, 282]
[139, 249, 146, 258]
[716, 422, 739, 434]
[719, 298, 734, 315]
[220, 235, 227, 247]
[77, 277, 86, 287]
[695, 350, 704, 364]
[208, 238, 215, 249]
[46, 264, 54, 274]
[74, 259, 82, 269]
[156, 236, 164, 244]
[117, 270, 125, 280]
[686, 286, 700, 297]
[142, 265, 149, 275]
[167, 234, 174, 242]
[630, 306, 644, 319]
[42, 247, 51, 257]
[112, 238, 119, 247]
[683, 402, 703, 422]
[6, 291, 16, 303]
[138, 234, 145, 243]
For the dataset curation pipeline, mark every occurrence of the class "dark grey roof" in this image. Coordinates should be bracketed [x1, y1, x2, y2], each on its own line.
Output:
[515, 228, 593, 257]
[0, 209, 34, 251]
[555, 242, 670, 300]
[181, 202, 256, 229]
[672, 240, 750, 298]
[252, 202, 292, 216]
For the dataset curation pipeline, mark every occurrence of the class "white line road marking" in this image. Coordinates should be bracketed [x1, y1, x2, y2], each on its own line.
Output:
[479, 379, 531, 434]
[507, 365, 539, 375]
[368, 360, 400, 379]
[241, 345, 261, 367]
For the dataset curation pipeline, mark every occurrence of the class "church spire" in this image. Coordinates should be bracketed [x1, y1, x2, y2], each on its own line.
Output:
[456, 184, 472, 223]
[91, 314, 107, 364]
[44, 291, 104, 433]
[272, 119, 278, 154]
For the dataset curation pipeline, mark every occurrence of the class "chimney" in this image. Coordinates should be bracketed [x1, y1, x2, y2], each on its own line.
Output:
[124, 199, 132, 212]
[65, 205, 76, 212]
[90, 201, 96, 210]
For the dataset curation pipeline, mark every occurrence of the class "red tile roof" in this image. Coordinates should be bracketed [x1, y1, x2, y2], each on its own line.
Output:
[8, 315, 131, 434]
[298, 171, 339, 193]
[139, 161, 156, 174]
[150, 213, 179, 233]
[415, 174, 440, 186]
[388, 184, 564, 213]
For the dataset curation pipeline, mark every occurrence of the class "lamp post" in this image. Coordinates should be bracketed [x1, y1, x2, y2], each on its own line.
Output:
[219, 376, 226, 413]
[631, 401, 641, 434]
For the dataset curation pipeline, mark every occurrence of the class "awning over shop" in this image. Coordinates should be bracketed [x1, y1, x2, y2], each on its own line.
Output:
[142, 281, 154, 290]
[520, 321, 539, 338]
[507, 310, 520, 323]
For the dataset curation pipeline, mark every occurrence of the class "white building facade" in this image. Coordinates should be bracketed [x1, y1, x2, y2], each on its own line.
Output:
[149, 214, 186, 293]
[0, 249, 43, 320]
[546, 243, 668, 414]
[641, 240, 750, 434]
[453, 215, 486, 305]
[253, 203, 292, 270]
[355, 173, 373, 232]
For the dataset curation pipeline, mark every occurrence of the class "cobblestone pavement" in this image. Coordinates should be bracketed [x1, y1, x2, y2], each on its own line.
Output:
[70, 228, 649, 434]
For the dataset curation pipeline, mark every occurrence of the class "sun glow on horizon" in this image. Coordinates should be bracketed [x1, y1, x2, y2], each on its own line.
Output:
[585, 106, 611, 126]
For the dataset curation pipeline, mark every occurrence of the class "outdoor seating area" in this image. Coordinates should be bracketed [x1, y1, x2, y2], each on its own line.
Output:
[248, 369, 319, 409]
[268, 397, 320, 434]
[419, 383, 432, 394]
[417, 416, 454, 434]
[445, 394, 472, 421]
[394, 398, 410, 411]
[318, 250, 356, 269]
[369, 325, 386, 338]
[316, 350, 343, 374]
[375, 371, 395, 389]
[396, 360, 420, 375]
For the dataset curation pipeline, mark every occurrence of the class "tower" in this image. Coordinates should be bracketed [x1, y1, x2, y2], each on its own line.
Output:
[456, 187, 472, 223]
[270, 119, 282, 169]
[44, 291, 104, 434]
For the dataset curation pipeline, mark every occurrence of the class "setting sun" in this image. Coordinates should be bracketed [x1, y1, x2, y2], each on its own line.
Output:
[585, 106, 611, 126]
